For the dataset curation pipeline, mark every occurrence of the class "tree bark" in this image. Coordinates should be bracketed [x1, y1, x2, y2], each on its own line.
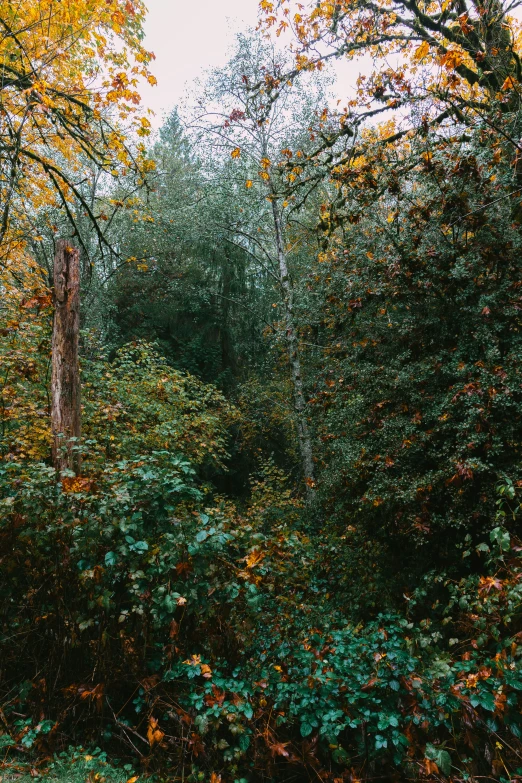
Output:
[51, 239, 81, 475]
[270, 197, 315, 496]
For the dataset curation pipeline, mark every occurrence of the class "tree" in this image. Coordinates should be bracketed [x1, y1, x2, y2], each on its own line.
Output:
[259, 0, 522, 219]
[98, 107, 267, 390]
[0, 0, 155, 262]
[191, 32, 331, 493]
[51, 240, 81, 475]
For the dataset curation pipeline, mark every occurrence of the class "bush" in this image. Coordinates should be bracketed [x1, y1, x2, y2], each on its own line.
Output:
[1, 746, 137, 782]
[2, 449, 522, 780]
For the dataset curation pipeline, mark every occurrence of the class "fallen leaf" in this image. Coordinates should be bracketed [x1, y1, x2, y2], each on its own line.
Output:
[270, 741, 290, 757]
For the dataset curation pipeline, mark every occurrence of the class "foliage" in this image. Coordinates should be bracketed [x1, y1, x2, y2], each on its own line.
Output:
[262, 0, 522, 177]
[294, 122, 522, 607]
[3, 1, 522, 781]
[0, 251, 52, 461]
[82, 340, 238, 472]
[0, 324, 236, 472]
[0, 0, 155, 260]
[1, 448, 522, 780]
[1, 747, 136, 783]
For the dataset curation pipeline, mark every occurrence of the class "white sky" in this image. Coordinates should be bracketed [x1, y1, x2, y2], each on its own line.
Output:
[141, 0, 261, 123]
[141, 0, 369, 126]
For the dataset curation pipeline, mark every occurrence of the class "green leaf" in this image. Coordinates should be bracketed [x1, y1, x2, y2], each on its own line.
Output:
[490, 527, 510, 552]
[105, 551, 117, 566]
[426, 744, 451, 775]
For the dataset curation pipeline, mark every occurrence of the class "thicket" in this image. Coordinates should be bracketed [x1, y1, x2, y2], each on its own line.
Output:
[1, 1, 522, 782]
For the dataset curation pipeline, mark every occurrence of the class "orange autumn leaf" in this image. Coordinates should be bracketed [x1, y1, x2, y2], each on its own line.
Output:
[501, 75, 518, 91]
[231, 147, 241, 159]
[184, 654, 201, 666]
[439, 49, 464, 70]
[62, 476, 93, 494]
[478, 576, 503, 593]
[147, 717, 165, 746]
[245, 549, 265, 568]
[79, 684, 104, 712]
[494, 691, 507, 714]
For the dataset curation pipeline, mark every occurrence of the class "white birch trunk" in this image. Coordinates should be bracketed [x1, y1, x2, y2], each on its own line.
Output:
[270, 196, 315, 494]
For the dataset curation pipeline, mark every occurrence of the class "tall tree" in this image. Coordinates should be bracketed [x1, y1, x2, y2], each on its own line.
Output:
[192, 32, 330, 492]
[101, 108, 267, 387]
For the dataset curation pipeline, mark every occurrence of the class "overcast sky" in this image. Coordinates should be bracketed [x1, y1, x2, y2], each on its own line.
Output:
[141, 0, 260, 123]
[140, 0, 367, 126]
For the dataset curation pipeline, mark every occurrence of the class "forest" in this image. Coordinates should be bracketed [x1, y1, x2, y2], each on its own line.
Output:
[1, 0, 522, 781]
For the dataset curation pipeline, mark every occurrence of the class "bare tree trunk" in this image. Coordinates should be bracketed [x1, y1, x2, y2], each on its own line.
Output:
[51, 240, 81, 475]
[270, 197, 315, 495]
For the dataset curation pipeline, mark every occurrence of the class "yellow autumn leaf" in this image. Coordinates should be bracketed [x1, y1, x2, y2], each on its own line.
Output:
[245, 179, 253, 188]
[137, 116, 152, 137]
[231, 147, 241, 159]
[413, 41, 430, 61]
[184, 654, 201, 665]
